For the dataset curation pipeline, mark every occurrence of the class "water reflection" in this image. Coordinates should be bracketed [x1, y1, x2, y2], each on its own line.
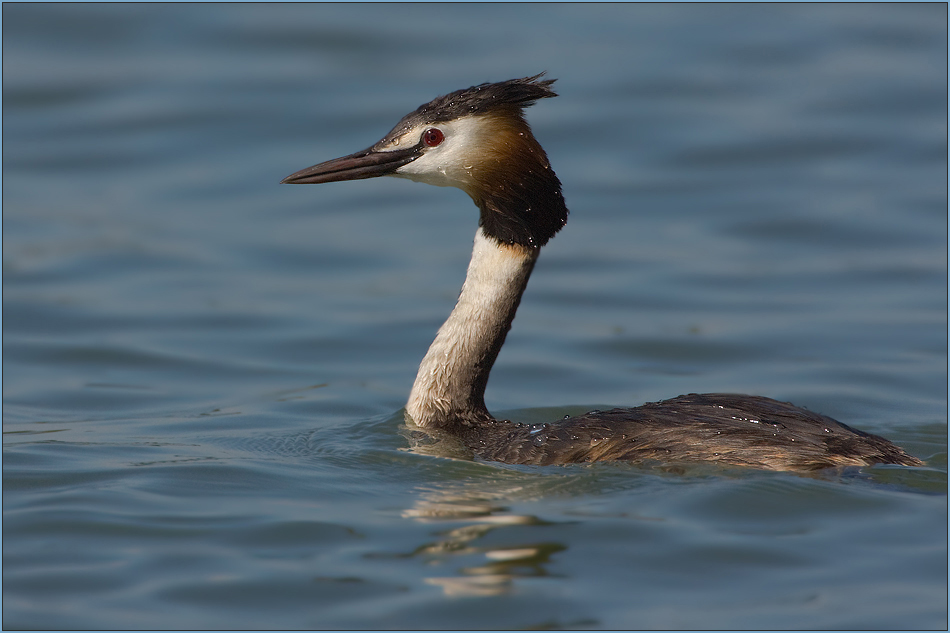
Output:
[402, 480, 566, 597]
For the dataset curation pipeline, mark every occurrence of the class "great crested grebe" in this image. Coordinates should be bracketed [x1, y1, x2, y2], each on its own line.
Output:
[282, 74, 922, 472]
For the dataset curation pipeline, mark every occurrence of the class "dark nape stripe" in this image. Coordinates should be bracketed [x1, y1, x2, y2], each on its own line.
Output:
[477, 168, 569, 249]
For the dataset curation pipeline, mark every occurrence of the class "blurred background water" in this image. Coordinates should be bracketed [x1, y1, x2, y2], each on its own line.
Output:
[3, 3, 947, 630]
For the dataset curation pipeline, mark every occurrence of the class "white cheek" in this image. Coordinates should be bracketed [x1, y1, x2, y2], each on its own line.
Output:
[395, 146, 471, 188]
[393, 118, 487, 189]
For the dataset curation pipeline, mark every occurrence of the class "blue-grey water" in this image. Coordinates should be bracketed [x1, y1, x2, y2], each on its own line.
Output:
[3, 4, 947, 630]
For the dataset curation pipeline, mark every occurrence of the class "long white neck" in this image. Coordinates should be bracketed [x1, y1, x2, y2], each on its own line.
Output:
[406, 227, 538, 430]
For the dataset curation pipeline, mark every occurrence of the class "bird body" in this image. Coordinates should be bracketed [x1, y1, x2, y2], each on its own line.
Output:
[283, 74, 921, 472]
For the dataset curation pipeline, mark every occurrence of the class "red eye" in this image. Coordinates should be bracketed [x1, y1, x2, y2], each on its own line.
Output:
[423, 128, 444, 147]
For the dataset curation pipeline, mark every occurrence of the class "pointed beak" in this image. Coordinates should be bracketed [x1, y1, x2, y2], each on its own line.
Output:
[281, 144, 421, 185]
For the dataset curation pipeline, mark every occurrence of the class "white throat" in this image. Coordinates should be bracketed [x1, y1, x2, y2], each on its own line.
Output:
[406, 227, 538, 429]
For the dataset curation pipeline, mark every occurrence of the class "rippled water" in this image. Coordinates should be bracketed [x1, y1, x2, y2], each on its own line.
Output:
[3, 4, 947, 630]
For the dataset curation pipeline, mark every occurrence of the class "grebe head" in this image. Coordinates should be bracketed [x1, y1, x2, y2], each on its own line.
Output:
[282, 73, 569, 248]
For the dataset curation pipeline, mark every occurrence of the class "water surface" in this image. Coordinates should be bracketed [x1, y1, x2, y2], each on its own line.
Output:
[3, 4, 947, 629]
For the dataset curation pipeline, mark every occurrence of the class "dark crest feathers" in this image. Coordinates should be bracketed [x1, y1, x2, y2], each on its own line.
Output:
[408, 73, 557, 125]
